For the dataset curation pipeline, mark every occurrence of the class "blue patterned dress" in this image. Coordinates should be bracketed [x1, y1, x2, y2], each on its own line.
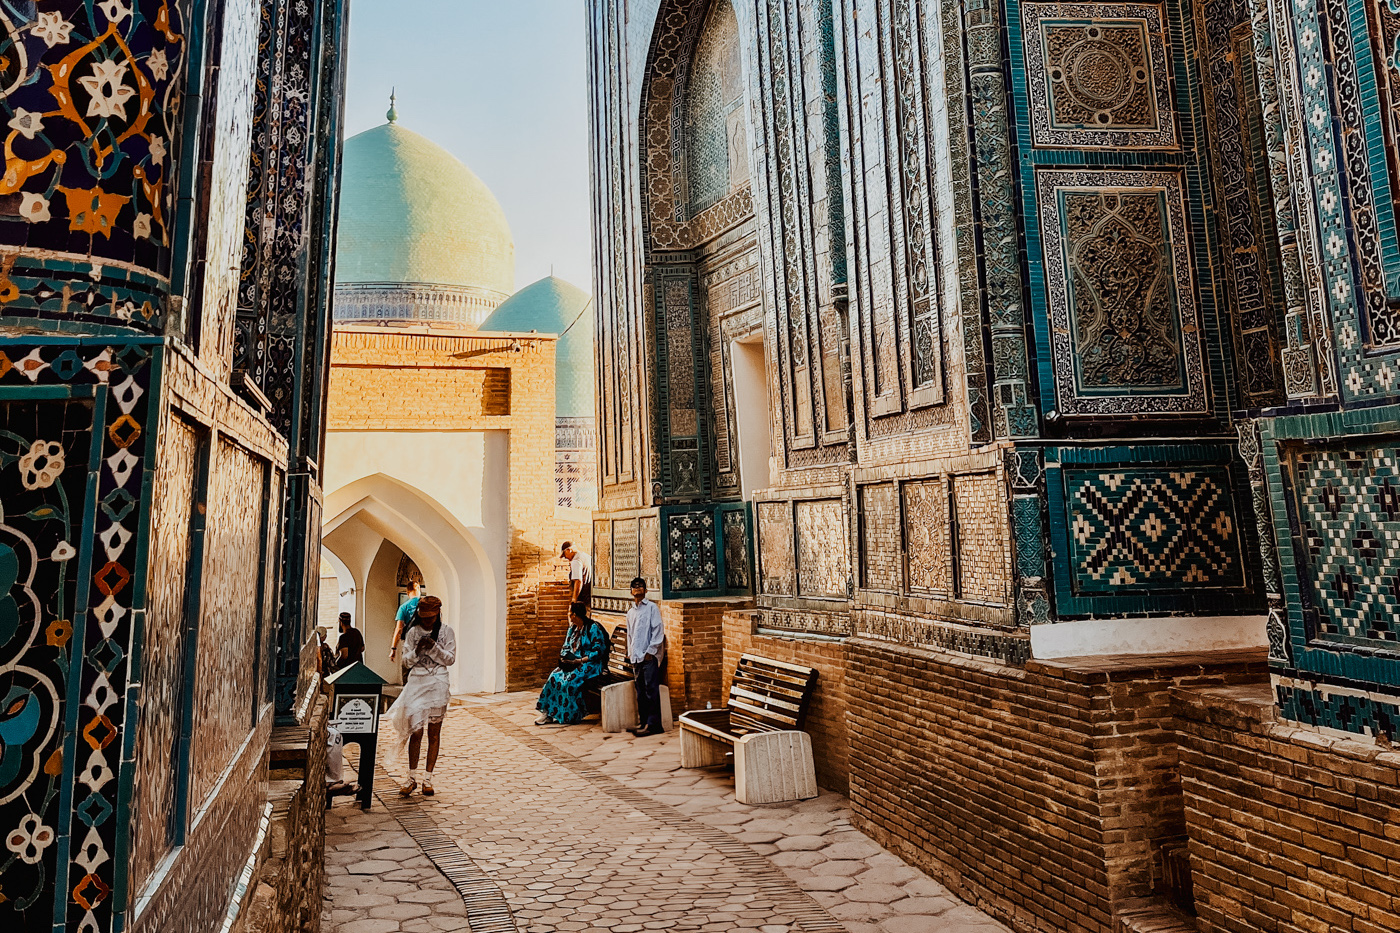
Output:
[536, 621, 611, 724]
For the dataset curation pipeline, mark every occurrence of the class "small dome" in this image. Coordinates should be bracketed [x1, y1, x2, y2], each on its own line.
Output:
[479, 277, 594, 418]
[335, 122, 515, 301]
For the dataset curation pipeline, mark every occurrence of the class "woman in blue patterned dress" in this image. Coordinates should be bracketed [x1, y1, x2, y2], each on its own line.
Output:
[535, 602, 611, 725]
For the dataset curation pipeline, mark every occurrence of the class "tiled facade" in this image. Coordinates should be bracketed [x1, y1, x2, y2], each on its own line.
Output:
[0, 2, 346, 932]
[588, 0, 1400, 929]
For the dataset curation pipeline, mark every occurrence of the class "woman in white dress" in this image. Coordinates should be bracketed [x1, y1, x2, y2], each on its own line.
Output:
[385, 595, 455, 796]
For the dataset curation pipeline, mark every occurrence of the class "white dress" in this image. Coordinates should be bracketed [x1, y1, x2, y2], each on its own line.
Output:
[384, 622, 456, 763]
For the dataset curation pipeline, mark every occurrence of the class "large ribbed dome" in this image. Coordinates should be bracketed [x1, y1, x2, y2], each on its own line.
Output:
[479, 277, 594, 417]
[334, 120, 515, 325]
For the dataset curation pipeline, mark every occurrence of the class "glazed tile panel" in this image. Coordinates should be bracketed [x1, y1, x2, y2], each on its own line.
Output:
[189, 438, 265, 812]
[0, 399, 94, 930]
[1022, 3, 1176, 150]
[126, 411, 199, 903]
[1064, 466, 1246, 593]
[1036, 170, 1209, 417]
[1291, 445, 1400, 647]
[0, 2, 192, 327]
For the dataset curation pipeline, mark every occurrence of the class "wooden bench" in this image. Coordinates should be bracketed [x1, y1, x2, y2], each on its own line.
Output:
[678, 654, 819, 804]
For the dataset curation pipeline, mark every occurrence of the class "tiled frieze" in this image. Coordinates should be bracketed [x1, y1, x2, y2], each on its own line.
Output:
[1037, 170, 1209, 417]
[1022, 4, 1176, 150]
[1275, 679, 1400, 738]
[0, 2, 193, 331]
[757, 501, 796, 596]
[795, 499, 849, 598]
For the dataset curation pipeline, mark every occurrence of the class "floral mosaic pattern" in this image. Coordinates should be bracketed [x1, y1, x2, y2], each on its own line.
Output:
[1022, 4, 1176, 149]
[0, 340, 154, 933]
[0, 400, 93, 929]
[0, 2, 190, 324]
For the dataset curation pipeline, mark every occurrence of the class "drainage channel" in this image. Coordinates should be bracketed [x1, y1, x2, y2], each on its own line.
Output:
[374, 769, 519, 933]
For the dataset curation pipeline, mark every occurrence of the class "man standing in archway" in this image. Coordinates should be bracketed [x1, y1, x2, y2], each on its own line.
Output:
[561, 541, 593, 609]
[388, 580, 424, 682]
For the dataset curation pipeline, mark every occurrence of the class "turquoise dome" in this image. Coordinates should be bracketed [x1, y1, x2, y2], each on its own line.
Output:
[479, 277, 594, 418]
[335, 121, 514, 297]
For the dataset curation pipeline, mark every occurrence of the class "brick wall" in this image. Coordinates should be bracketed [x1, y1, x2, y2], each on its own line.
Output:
[657, 599, 751, 710]
[723, 611, 850, 793]
[847, 638, 1267, 933]
[329, 328, 586, 692]
[1174, 684, 1400, 933]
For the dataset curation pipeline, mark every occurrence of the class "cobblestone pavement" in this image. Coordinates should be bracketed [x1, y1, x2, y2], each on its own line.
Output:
[321, 693, 1010, 933]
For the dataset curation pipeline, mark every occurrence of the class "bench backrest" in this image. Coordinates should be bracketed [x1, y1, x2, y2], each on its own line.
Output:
[726, 654, 819, 734]
[607, 624, 632, 679]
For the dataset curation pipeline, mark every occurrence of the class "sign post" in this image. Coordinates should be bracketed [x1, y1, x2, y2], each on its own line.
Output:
[326, 662, 388, 809]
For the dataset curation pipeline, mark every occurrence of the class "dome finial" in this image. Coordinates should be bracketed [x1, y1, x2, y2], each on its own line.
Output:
[387, 88, 398, 124]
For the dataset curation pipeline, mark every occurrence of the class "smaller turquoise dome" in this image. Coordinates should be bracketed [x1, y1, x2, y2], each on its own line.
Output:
[479, 277, 594, 418]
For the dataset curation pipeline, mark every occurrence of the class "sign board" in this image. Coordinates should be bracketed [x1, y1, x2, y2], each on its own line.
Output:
[334, 696, 377, 735]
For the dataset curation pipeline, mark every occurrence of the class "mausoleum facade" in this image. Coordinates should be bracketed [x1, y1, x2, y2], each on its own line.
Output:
[587, 2, 1400, 931]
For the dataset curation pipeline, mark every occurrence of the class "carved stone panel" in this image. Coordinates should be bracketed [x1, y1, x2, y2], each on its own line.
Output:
[903, 479, 952, 596]
[954, 473, 1010, 605]
[640, 515, 661, 592]
[594, 519, 613, 591]
[613, 517, 640, 586]
[860, 483, 901, 592]
[722, 509, 750, 591]
[758, 501, 795, 596]
[796, 499, 850, 598]
[1022, 4, 1176, 150]
[1037, 170, 1209, 417]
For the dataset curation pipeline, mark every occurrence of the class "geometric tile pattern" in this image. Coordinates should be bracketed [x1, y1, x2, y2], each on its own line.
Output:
[1066, 466, 1246, 593]
[1276, 681, 1400, 740]
[1037, 169, 1209, 417]
[1022, 4, 1176, 150]
[661, 504, 753, 600]
[1292, 445, 1400, 646]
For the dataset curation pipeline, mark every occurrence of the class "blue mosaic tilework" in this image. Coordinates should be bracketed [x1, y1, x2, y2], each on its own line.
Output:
[1276, 682, 1400, 740]
[1292, 445, 1400, 647]
[661, 503, 752, 599]
[1065, 466, 1245, 593]
[1046, 445, 1261, 616]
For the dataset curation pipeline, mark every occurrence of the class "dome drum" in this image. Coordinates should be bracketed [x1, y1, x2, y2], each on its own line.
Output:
[333, 282, 508, 328]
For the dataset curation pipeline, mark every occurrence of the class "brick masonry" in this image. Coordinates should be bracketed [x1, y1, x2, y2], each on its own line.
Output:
[327, 328, 587, 692]
[723, 610, 850, 793]
[846, 638, 1267, 933]
[1174, 684, 1400, 933]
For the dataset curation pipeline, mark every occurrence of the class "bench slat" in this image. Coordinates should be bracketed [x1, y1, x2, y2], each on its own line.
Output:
[728, 699, 799, 730]
[727, 684, 803, 714]
[734, 662, 812, 688]
[732, 673, 808, 701]
[737, 653, 817, 677]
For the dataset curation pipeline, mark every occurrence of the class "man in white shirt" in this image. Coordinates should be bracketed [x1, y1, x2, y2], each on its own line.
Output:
[560, 541, 593, 609]
[625, 576, 665, 737]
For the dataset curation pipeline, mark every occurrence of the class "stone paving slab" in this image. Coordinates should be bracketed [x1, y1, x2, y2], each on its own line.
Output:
[322, 692, 1011, 933]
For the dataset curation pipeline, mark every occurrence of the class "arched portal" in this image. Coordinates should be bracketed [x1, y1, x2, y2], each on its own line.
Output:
[322, 473, 501, 694]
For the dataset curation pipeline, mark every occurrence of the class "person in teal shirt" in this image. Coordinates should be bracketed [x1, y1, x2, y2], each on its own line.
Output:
[389, 581, 424, 678]
[535, 602, 611, 725]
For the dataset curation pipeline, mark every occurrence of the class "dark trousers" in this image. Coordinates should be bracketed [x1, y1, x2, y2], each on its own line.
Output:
[633, 655, 662, 730]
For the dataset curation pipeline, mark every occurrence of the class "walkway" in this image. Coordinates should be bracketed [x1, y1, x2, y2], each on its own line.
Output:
[321, 693, 1011, 933]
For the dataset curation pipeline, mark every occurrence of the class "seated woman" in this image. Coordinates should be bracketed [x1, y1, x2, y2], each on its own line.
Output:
[535, 602, 611, 725]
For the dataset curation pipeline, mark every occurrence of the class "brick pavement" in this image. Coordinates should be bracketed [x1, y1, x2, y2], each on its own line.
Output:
[321, 693, 1011, 933]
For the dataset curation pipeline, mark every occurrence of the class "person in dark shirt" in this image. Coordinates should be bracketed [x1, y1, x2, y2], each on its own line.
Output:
[335, 612, 366, 671]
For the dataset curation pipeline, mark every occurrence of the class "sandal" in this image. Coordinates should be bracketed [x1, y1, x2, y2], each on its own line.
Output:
[398, 778, 417, 798]
[422, 778, 435, 796]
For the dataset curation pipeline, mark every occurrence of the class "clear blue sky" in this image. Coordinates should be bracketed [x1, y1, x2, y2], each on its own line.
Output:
[343, 0, 592, 294]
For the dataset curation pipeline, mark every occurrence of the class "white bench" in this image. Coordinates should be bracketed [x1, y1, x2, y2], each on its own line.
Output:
[678, 654, 819, 804]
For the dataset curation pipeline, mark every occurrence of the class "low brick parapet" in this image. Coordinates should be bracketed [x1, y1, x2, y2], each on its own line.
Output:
[1172, 683, 1400, 933]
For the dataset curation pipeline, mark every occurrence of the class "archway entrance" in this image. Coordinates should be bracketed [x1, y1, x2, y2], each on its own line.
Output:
[321, 473, 502, 694]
